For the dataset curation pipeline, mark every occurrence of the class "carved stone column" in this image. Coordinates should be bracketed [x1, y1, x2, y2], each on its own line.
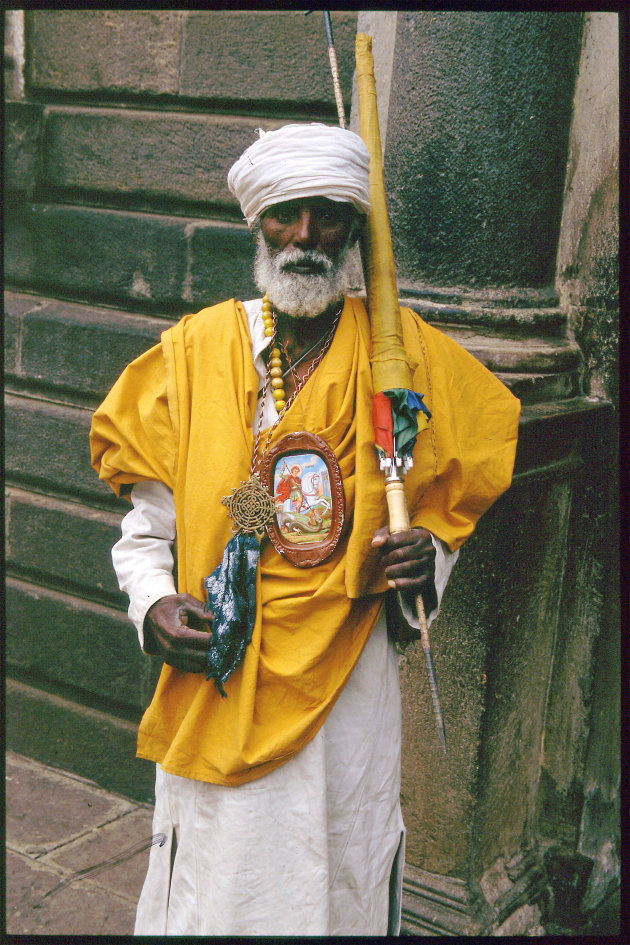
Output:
[353, 10, 618, 934]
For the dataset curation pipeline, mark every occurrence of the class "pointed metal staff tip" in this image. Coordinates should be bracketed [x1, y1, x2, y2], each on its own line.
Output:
[322, 11, 346, 128]
[422, 637, 447, 755]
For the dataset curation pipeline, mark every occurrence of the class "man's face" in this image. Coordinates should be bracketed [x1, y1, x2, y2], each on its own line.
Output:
[254, 197, 361, 318]
[260, 197, 358, 270]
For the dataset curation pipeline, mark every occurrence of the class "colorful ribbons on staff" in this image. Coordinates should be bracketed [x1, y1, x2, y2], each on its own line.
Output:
[373, 389, 431, 461]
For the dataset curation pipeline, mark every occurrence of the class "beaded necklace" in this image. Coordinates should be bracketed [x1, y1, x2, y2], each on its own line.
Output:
[222, 295, 341, 539]
[260, 294, 342, 415]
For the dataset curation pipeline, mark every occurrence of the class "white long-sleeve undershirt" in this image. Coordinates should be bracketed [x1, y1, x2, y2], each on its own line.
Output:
[110, 299, 459, 649]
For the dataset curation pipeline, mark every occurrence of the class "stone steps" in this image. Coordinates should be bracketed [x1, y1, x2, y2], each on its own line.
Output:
[6, 576, 159, 717]
[5, 203, 258, 316]
[4, 292, 173, 401]
[26, 10, 357, 111]
[7, 102, 287, 213]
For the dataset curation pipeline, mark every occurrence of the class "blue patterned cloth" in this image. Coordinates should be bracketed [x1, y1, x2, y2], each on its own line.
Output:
[204, 532, 260, 697]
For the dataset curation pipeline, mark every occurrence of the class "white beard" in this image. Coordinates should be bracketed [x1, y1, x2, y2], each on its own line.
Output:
[253, 231, 356, 318]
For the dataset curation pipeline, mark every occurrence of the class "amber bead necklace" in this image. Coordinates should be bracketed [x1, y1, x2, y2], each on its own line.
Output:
[260, 295, 341, 415]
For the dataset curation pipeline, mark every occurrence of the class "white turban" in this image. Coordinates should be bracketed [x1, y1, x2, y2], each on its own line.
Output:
[227, 123, 371, 227]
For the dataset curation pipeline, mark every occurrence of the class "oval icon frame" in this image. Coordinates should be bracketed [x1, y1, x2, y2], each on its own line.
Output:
[260, 431, 345, 568]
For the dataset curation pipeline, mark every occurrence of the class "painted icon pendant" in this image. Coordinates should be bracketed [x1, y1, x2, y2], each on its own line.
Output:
[260, 431, 345, 568]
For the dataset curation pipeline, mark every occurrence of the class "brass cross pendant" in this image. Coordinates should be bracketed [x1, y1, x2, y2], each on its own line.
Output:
[221, 475, 276, 542]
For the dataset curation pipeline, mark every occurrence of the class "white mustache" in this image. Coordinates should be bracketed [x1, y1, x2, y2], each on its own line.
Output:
[276, 248, 334, 274]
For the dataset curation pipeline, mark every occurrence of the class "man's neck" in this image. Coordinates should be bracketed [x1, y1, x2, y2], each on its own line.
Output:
[273, 298, 343, 362]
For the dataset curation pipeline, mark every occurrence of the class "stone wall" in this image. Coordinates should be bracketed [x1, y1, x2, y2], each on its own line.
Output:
[363, 11, 619, 934]
[5, 9, 358, 801]
[385, 11, 583, 290]
[6, 11, 358, 315]
[551, 13, 620, 922]
[5, 9, 619, 935]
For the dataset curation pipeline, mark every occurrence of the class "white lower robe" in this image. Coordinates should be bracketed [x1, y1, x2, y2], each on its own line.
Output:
[111, 299, 458, 936]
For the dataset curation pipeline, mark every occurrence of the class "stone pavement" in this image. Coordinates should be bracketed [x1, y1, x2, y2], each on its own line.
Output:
[6, 750, 154, 936]
[6, 750, 621, 937]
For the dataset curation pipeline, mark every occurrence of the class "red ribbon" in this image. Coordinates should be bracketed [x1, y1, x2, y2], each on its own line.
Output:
[372, 391, 394, 457]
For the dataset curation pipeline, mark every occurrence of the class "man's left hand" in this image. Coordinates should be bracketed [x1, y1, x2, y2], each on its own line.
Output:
[372, 526, 438, 614]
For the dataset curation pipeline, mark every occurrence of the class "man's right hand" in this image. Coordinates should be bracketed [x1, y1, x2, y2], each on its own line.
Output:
[143, 594, 213, 673]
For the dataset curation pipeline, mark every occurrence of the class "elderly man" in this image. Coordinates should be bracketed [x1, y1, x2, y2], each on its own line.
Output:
[90, 123, 520, 936]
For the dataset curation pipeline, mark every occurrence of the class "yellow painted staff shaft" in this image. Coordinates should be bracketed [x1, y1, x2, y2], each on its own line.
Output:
[355, 33, 413, 395]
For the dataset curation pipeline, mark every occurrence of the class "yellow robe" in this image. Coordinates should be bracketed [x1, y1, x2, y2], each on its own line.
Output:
[90, 297, 520, 785]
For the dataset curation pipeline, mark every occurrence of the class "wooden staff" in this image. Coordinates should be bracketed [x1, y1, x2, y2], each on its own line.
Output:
[355, 32, 447, 754]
